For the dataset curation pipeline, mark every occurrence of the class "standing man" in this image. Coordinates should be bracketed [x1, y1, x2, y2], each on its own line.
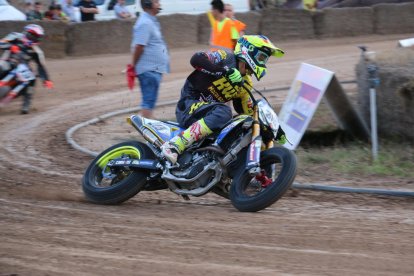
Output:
[129, 0, 169, 119]
[78, 0, 99, 22]
[114, 0, 132, 19]
[26, 2, 44, 20]
[224, 3, 246, 48]
[62, 0, 78, 22]
[207, 0, 239, 51]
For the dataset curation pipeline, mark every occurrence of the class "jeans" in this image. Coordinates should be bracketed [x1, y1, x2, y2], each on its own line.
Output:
[137, 71, 162, 110]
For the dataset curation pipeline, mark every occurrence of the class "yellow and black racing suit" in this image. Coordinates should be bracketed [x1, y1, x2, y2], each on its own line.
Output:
[176, 49, 253, 131]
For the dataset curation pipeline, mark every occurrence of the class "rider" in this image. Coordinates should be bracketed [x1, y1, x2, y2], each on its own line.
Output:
[0, 24, 53, 114]
[161, 35, 284, 164]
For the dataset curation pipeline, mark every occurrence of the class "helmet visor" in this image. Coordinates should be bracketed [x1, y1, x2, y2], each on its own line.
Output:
[254, 50, 269, 66]
[26, 31, 41, 43]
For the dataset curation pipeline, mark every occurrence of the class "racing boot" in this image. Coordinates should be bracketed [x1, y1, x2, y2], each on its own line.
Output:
[161, 118, 213, 164]
[20, 88, 33, 115]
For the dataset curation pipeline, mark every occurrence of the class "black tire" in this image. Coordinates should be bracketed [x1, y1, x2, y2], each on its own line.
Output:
[230, 147, 297, 212]
[82, 141, 154, 205]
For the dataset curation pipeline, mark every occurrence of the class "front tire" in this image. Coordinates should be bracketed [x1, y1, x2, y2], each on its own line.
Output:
[230, 147, 297, 212]
[82, 141, 154, 205]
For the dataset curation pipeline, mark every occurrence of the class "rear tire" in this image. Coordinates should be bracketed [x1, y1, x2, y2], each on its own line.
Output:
[82, 141, 154, 205]
[230, 147, 297, 212]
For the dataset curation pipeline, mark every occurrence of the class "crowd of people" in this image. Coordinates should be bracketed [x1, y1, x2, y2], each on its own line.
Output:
[24, 1, 75, 22]
[22, 0, 133, 22]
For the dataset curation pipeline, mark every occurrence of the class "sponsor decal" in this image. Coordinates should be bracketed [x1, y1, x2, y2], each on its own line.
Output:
[115, 160, 130, 165]
[249, 142, 255, 161]
[213, 77, 237, 100]
[241, 46, 257, 71]
[189, 121, 203, 140]
[217, 50, 227, 59]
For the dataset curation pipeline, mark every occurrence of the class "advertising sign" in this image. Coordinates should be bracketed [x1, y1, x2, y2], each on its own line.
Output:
[278, 63, 334, 150]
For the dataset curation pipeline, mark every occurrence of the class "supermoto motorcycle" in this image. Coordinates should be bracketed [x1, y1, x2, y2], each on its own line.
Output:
[82, 85, 297, 212]
[0, 51, 35, 107]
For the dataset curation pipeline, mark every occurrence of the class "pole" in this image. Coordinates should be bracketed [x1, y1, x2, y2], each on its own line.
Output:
[358, 46, 380, 161]
[367, 63, 379, 161]
[369, 87, 378, 160]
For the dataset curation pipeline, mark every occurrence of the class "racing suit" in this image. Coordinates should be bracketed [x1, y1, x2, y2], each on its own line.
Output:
[0, 32, 51, 113]
[176, 49, 254, 131]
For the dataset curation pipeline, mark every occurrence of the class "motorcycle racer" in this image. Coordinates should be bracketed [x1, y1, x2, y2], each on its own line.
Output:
[0, 24, 53, 114]
[161, 35, 284, 164]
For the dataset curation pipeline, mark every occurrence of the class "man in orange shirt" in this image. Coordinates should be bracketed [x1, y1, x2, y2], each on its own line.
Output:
[207, 0, 239, 51]
[224, 3, 246, 48]
[224, 3, 246, 35]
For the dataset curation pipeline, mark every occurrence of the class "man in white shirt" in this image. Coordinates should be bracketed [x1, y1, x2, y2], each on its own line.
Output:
[62, 0, 78, 22]
[114, 0, 132, 19]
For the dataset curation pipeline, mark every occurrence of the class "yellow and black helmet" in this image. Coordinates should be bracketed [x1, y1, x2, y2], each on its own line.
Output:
[234, 35, 284, 80]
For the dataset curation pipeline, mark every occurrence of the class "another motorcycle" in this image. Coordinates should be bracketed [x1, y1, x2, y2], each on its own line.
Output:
[0, 50, 35, 107]
[82, 85, 297, 212]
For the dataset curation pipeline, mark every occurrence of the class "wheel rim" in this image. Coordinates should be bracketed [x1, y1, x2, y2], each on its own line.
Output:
[97, 146, 141, 168]
[241, 159, 282, 197]
[92, 146, 141, 188]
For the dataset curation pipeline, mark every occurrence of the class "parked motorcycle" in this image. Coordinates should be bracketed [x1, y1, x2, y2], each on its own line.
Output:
[82, 84, 297, 212]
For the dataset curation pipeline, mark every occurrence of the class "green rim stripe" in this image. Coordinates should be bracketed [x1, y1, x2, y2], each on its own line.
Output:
[97, 146, 141, 168]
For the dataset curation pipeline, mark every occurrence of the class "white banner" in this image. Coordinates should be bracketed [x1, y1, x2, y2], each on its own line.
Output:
[278, 63, 334, 150]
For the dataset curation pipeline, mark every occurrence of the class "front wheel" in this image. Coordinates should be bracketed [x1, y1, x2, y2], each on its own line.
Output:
[230, 147, 297, 212]
[82, 141, 155, 205]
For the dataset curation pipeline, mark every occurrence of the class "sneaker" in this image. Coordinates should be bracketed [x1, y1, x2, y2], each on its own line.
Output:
[160, 142, 179, 164]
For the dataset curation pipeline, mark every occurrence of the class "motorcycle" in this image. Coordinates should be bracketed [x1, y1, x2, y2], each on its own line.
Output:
[0, 50, 36, 107]
[82, 84, 297, 212]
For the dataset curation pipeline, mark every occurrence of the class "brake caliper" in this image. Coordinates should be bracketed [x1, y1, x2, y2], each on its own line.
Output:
[255, 170, 272, 188]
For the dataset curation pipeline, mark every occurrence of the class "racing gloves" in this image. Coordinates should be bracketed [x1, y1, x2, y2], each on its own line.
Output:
[226, 68, 243, 86]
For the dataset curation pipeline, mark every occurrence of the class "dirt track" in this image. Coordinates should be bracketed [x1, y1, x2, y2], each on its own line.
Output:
[1, 35, 413, 275]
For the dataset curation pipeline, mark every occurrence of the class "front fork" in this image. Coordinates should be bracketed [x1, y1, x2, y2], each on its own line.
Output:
[245, 106, 273, 176]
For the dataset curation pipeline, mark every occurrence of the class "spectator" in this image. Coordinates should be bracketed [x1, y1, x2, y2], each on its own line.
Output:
[114, 0, 132, 19]
[78, 0, 99, 22]
[208, 0, 239, 51]
[44, 5, 57, 20]
[26, 2, 44, 20]
[129, 0, 169, 119]
[54, 4, 69, 21]
[62, 0, 77, 22]
[224, 3, 246, 47]
[24, 2, 34, 20]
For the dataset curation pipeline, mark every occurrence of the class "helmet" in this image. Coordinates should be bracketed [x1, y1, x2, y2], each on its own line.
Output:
[234, 35, 284, 81]
[23, 24, 45, 45]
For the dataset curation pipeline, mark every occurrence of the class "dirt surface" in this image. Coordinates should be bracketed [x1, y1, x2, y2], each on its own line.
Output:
[1, 35, 413, 275]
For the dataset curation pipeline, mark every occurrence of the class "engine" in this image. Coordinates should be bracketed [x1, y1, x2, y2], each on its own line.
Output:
[170, 152, 215, 190]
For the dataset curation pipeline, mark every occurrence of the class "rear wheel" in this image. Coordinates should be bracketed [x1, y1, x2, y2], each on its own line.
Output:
[82, 141, 154, 205]
[230, 147, 297, 212]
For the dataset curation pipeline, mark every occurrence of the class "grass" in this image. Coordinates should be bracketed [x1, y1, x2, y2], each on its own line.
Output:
[296, 141, 414, 178]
